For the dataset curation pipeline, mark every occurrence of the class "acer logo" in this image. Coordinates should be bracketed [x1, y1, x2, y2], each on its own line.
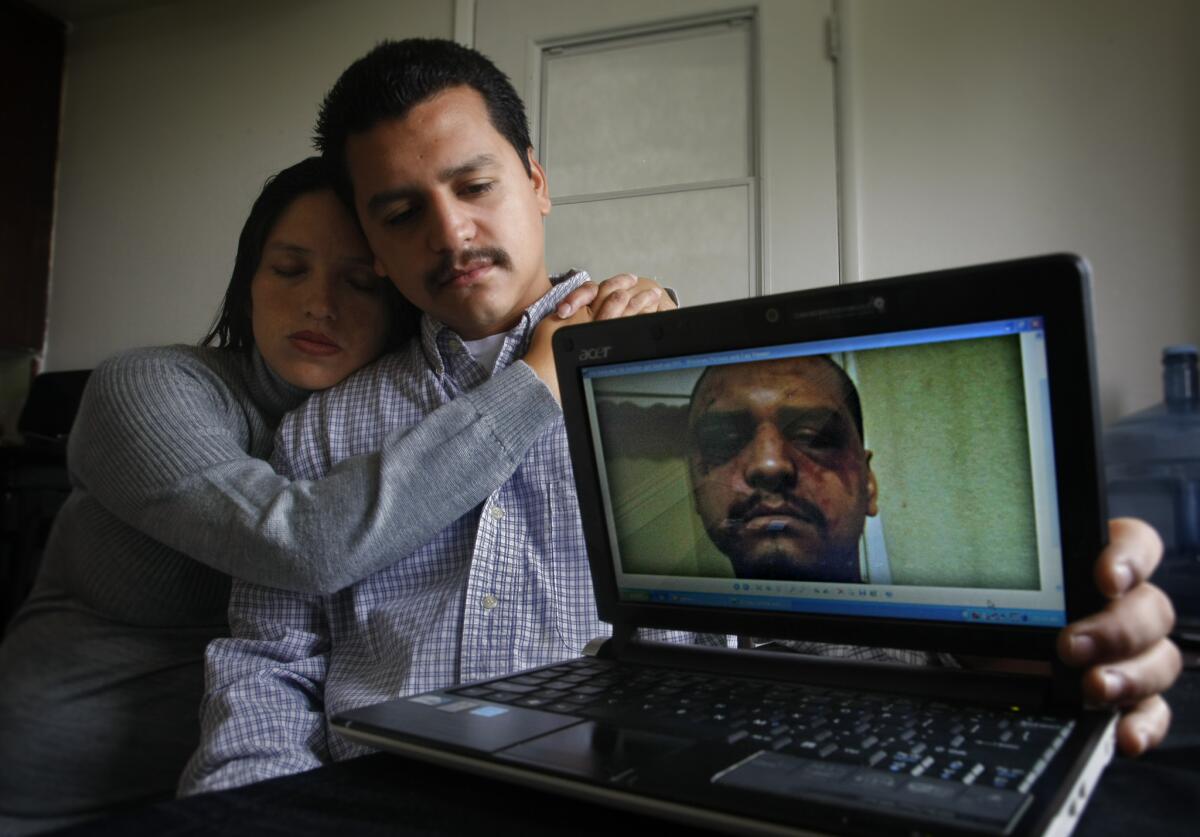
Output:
[578, 346, 612, 361]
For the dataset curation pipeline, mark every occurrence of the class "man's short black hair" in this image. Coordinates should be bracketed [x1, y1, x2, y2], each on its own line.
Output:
[314, 38, 533, 201]
[690, 355, 865, 440]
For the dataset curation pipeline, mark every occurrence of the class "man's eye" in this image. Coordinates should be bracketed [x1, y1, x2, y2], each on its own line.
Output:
[693, 418, 752, 467]
[462, 181, 494, 196]
[784, 421, 843, 451]
[384, 207, 416, 226]
[272, 265, 305, 278]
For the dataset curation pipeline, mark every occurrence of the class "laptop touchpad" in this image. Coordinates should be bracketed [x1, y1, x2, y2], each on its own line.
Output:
[498, 721, 691, 782]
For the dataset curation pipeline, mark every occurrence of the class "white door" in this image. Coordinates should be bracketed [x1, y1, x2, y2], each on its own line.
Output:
[472, 0, 839, 304]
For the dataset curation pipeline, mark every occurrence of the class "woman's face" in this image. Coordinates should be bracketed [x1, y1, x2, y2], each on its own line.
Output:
[251, 189, 391, 390]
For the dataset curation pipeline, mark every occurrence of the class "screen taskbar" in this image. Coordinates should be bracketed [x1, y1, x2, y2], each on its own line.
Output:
[620, 588, 1066, 627]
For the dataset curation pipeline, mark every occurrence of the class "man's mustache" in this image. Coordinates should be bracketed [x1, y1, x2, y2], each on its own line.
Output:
[425, 247, 513, 292]
[720, 491, 829, 535]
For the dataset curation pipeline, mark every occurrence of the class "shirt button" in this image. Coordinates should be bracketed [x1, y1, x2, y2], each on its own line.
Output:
[489, 505, 505, 520]
[481, 594, 499, 610]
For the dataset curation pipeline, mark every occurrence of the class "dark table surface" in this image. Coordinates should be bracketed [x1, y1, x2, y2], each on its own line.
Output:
[61, 665, 1200, 837]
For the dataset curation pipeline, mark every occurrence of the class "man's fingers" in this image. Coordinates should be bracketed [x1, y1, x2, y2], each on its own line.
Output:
[1082, 638, 1182, 706]
[1097, 518, 1164, 597]
[1114, 694, 1173, 756]
[1060, 582, 1175, 665]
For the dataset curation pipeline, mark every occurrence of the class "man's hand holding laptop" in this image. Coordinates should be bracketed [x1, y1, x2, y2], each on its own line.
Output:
[1061, 517, 1181, 755]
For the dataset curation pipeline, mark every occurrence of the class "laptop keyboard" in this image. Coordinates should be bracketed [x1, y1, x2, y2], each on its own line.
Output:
[449, 657, 1073, 795]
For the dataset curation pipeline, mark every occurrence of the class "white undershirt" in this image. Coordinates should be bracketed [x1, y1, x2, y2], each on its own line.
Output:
[462, 331, 509, 375]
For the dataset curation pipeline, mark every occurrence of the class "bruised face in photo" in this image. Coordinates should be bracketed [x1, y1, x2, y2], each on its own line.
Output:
[687, 356, 878, 582]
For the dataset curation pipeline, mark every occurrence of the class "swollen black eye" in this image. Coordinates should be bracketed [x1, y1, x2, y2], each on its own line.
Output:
[779, 409, 849, 453]
[691, 413, 753, 468]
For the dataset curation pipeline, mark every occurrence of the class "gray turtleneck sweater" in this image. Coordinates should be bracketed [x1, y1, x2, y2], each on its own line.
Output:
[0, 344, 558, 827]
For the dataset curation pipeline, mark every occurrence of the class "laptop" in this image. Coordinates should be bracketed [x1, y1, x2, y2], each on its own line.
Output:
[333, 254, 1116, 836]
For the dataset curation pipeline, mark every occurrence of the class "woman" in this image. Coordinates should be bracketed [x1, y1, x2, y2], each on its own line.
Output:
[0, 157, 667, 832]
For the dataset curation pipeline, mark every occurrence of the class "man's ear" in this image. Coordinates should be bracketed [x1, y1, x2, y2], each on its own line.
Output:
[865, 451, 879, 517]
[527, 148, 552, 217]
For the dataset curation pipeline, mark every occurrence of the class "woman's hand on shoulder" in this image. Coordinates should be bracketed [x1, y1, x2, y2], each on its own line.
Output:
[526, 274, 675, 402]
[556, 273, 676, 320]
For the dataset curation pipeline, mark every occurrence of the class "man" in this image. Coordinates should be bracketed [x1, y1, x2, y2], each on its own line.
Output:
[181, 38, 1178, 794]
[687, 355, 875, 583]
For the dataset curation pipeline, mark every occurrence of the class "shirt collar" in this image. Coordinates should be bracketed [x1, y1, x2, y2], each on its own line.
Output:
[417, 270, 591, 380]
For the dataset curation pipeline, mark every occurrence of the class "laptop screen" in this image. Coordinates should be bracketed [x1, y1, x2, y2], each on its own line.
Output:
[578, 316, 1067, 629]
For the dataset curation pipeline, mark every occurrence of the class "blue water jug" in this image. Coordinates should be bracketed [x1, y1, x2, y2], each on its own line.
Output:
[1105, 345, 1200, 641]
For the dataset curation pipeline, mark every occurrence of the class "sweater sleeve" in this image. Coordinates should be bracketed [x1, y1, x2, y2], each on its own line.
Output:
[69, 348, 560, 595]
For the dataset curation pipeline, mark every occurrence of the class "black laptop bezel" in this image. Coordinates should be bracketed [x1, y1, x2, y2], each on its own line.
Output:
[552, 254, 1108, 662]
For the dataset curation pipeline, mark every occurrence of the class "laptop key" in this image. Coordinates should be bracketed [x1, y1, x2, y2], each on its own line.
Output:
[481, 691, 520, 703]
[507, 674, 552, 685]
[512, 695, 547, 706]
[488, 681, 539, 694]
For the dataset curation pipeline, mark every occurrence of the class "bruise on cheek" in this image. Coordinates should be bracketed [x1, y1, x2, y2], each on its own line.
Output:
[792, 458, 840, 524]
[794, 443, 862, 496]
[695, 464, 751, 500]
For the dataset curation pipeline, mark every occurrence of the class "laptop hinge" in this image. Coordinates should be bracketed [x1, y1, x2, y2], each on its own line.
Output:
[587, 622, 639, 659]
[581, 636, 610, 657]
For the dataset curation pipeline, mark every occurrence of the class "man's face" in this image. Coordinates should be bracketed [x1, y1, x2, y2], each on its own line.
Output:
[345, 85, 552, 340]
[687, 357, 878, 582]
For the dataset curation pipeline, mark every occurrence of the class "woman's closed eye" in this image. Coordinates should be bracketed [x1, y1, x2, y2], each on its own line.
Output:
[271, 262, 308, 279]
[345, 271, 385, 294]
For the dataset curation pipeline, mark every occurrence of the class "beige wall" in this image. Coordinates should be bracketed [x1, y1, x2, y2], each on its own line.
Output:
[43, 0, 454, 370]
[42, 0, 1200, 428]
[839, 0, 1200, 422]
[855, 337, 1039, 589]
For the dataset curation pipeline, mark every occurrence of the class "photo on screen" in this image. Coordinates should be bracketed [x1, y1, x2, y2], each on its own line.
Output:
[589, 333, 1041, 590]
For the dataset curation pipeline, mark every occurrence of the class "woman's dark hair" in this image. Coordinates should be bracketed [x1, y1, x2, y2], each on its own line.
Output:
[201, 156, 419, 353]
